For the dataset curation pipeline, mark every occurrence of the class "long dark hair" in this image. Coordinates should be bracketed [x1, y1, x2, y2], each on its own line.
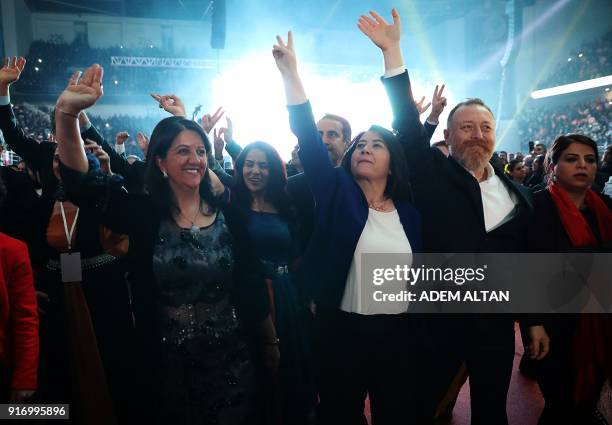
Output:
[341, 125, 413, 203]
[232, 141, 293, 221]
[144, 116, 218, 218]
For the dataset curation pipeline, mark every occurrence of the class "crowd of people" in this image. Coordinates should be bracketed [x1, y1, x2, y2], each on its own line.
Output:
[537, 30, 612, 89]
[518, 97, 611, 150]
[0, 8, 611, 425]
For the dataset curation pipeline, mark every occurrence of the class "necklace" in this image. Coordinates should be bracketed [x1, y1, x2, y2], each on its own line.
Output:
[179, 201, 201, 235]
[368, 198, 388, 212]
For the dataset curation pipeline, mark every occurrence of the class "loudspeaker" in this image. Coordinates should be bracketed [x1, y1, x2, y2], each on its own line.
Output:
[211, 0, 226, 49]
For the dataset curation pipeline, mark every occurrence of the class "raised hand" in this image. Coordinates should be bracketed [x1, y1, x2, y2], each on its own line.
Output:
[85, 138, 112, 175]
[414, 96, 431, 115]
[136, 132, 149, 156]
[151, 93, 186, 117]
[213, 128, 225, 160]
[56, 64, 104, 116]
[357, 9, 401, 52]
[115, 131, 129, 145]
[429, 84, 447, 120]
[272, 31, 297, 76]
[0, 56, 26, 87]
[200, 107, 224, 134]
[219, 116, 233, 143]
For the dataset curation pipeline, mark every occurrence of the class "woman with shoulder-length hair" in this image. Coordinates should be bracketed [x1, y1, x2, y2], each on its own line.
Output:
[273, 32, 424, 425]
[231, 140, 316, 424]
[526, 134, 612, 425]
[54, 64, 279, 425]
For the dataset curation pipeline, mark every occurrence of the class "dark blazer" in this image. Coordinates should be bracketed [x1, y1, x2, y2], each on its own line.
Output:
[286, 171, 315, 255]
[288, 101, 422, 309]
[424, 120, 437, 142]
[383, 71, 533, 254]
[527, 189, 612, 253]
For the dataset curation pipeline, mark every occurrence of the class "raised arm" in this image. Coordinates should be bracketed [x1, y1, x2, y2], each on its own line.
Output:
[55, 65, 104, 173]
[0, 57, 48, 168]
[358, 9, 429, 154]
[273, 31, 336, 198]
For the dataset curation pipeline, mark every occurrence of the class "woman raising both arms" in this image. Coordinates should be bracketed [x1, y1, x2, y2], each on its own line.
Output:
[273, 26, 426, 424]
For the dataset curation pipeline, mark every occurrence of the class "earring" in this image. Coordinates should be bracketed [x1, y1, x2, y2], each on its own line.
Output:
[162, 170, 168, 178]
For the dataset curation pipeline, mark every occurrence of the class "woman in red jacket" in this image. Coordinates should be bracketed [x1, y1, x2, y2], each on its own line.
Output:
[0, 175, 39, 402]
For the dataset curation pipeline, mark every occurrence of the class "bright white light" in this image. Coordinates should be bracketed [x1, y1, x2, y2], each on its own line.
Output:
[567, 57, 572, 62]
[114, 80, 119, 85]
[34, 66, 39, 72]
[578, 53, 583, 58]
[606, 87, 610, 92]
[37, 58, 42, 63]
[211, 54, 453, 159]
[530, 75, 612, 99]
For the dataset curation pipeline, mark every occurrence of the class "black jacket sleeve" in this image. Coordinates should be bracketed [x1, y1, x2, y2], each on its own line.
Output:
[0, 104, 48, 170]
[222, 205, 270, 326]
[382, 71, 431, 161]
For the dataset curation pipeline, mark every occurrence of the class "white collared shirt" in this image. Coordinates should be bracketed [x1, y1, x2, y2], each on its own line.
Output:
[474, 163, 518, 232]
[340, 209, 412, 315]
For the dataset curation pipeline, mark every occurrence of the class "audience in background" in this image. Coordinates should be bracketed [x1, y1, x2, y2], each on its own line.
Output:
[537, 30, 611, 89]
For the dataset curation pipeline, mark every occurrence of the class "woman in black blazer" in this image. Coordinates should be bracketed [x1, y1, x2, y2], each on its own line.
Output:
[526, 134, 611, 425]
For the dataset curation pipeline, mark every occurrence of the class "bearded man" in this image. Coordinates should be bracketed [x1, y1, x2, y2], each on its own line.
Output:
[383, 82, 548, 425]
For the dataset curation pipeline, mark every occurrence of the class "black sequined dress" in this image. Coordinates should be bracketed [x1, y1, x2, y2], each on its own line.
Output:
[152, 212, 258, 425]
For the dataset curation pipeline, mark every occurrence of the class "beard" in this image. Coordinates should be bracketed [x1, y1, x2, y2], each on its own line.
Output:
[451, 143, 494, 173]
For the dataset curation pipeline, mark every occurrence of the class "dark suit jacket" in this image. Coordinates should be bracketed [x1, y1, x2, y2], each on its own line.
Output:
[383, 71, 542, 343]
[383, 71, 533, 254]
[424, 120, 437, 142]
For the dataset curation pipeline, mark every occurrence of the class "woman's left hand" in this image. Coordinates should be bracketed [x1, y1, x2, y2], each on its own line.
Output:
[527, 325, 550, 360]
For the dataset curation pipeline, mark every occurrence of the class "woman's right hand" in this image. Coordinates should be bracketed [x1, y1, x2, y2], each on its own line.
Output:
[273, 32, 308, 105]
[56, 64, 104, 116]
